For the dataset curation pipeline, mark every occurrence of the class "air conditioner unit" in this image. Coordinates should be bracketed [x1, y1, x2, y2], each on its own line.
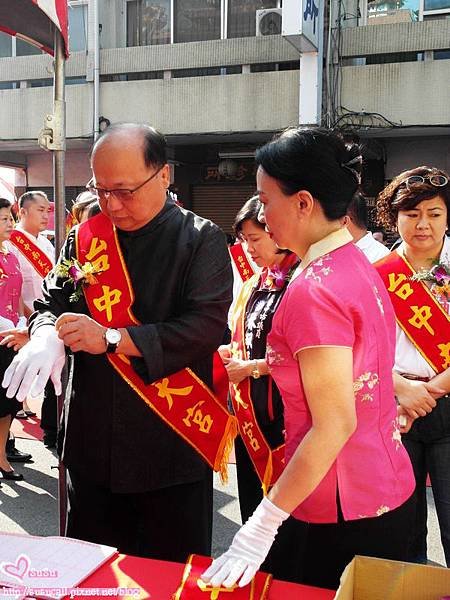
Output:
[256, 8, 282, 36]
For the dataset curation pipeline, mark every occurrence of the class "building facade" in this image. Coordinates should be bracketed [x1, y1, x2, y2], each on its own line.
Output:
[0, 1, 301, 231]
[328, 0, 450, 209]
[0, 0, 448, 232]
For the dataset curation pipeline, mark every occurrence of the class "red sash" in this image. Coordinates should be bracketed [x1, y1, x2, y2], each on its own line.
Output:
[9, 229, 53, 278]
[376, 251, 450, 373]
[76, 213, 237, 481]
[229, 244, 254, 282]
[229, 277, 286, 494]
[173, 555, 272, 600]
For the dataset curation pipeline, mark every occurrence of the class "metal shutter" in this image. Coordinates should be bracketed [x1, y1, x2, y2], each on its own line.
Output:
[191, 184, 257, 234]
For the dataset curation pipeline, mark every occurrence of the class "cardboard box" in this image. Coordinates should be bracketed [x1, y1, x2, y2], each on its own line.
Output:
[334, 555, 450, 600]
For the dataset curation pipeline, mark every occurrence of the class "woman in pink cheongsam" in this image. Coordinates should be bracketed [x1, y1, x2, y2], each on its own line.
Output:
[0, 197, 28, 482]
[202, 128, 416, 590]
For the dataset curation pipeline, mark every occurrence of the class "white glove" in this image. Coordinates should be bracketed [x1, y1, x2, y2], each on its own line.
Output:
[2, 325, 65, 402]
[16, 316, 28, 330]
[201, 496, 289, 588]
[0, 316, 15, 331]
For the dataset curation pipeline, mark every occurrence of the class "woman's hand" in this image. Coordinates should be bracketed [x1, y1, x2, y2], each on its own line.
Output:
[217, 344, 232, 362]
[201, 497, 289, 588]
[224, 357, 252, 385]
[0, 328, 29, 352]
[397, 405, 414, 434]
[395, 376, 444, 419]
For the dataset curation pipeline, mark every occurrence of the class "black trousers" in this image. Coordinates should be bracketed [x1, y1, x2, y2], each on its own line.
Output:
[235, 436, 307, 583]
[297, 492, 416, 590]
[66, 468, 213, 563]
[0, 346, 20, 419]
[40, 380, 58, 433]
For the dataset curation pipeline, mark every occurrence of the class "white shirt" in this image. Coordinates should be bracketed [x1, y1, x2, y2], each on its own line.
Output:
[356, 232, 390, 263]
[394, 236, 450, 377]
[7, 225, 55, 309]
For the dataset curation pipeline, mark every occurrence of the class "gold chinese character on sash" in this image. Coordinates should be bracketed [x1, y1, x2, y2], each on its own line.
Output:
[438, 342, 450, 369]
[408, 305, 435, 335]
[242, 421, 260, 452]
[153, 378, 193, 410]
[93, 285, 122, 322]
[233, 386, 249, 410]
[183, 400, 213, 434]
[197, 579, 237, 599]
[86, 237, 110, 272]
[388, 273, 414, 300]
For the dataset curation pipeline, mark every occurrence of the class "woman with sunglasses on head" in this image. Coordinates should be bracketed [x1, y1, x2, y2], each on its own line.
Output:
[376, 166, 450, 566]
[202, 128, 415, 591]
[218, 196, 303, 582]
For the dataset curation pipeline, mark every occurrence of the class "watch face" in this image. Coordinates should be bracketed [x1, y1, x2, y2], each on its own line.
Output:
[106, 328, 121, 345]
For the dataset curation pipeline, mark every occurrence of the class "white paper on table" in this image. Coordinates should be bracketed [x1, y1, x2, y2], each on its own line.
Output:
[0, 532, 117, 599]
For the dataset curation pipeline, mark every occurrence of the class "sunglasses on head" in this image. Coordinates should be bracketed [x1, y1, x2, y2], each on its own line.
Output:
[404, 174, 448, 190]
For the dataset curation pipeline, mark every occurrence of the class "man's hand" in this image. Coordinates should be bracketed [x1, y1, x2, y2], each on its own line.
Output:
[55, 313, 107, 354]
[201, 497, 288, 588]
[2, 325, 65, 401]
[0, 328, 29, 351]
[396, 378, 444, 419]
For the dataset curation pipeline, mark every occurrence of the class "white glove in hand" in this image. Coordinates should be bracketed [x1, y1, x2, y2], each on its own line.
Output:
[0, 316, 15, 331]
[201, 496, 289, 589]
[2, 325, 65, 402]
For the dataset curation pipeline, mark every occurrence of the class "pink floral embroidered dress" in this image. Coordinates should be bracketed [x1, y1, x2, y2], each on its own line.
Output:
[0, 248, 22, 325]
[267, 229, 415, 523]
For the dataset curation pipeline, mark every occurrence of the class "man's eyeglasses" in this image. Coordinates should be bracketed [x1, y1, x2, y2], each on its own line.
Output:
[404, 174, 448, 190]
[86, 166, 163, 202]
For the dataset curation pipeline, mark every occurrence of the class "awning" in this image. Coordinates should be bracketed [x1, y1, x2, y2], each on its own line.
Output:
[0, 0, 68, 57]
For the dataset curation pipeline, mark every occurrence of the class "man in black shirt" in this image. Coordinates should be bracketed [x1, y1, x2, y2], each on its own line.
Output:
[3, 123, 232, 561]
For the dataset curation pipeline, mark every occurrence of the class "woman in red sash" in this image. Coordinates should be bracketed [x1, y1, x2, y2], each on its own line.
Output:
[219, 196, 303, 582]
[0, 198, 28, 482]
[376, 166, 450, 566]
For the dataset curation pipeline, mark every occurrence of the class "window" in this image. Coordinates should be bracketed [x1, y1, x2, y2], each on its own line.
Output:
[434, 49, 450, 58]
[227, 1, 278, 38]
[250, 61, 299, 72]
[127, 0, 171, 47]
[174, 0, 221, 43]
[424, 0, 450, 9]
[16, 39, 42, 56]
[0, 31, 12, 58]
[172, 67, 221, 77]
[68, 3, 88, 52]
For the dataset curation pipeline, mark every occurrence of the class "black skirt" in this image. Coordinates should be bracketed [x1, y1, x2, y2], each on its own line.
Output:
[0, 346, 21, 418]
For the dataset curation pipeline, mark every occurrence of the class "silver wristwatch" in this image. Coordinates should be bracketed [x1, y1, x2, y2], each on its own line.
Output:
[104, 328, 122, 353]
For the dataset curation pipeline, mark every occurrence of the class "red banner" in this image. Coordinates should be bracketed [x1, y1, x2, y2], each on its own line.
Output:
[76, 213, 238, 481]
[229, 244, 254, 282]
[9, 229, 53, 279]
[376, 251, 450, 373]
[229, 279, 285, 493]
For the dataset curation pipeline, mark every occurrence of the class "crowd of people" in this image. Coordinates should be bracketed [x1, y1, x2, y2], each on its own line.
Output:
[0, 187, 104, 480]
[0, 123, 448, 591]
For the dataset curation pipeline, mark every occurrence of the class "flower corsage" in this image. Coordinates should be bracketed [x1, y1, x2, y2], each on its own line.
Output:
[55, 259, 102, 302]
[411, 260, 450, 306]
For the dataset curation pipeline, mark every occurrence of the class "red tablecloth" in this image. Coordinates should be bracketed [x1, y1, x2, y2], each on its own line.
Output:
[80, 554, 335, 600]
